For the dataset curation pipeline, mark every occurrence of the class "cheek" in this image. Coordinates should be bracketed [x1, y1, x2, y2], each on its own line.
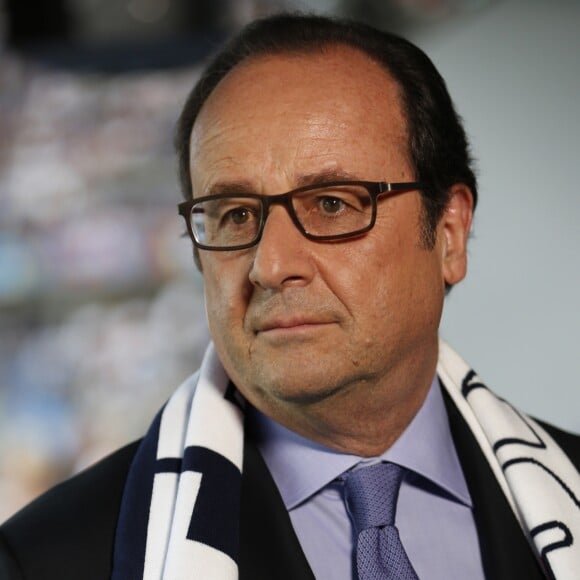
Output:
[331, 233, 443, 335]
[202, 258, 251, 332]
[331, 227, 404, 299]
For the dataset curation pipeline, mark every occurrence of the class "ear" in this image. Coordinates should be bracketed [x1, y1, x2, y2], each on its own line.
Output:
[439, 183, 474, 286]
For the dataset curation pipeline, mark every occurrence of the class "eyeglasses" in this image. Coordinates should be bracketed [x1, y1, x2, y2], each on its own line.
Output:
[178, 180, 422, 251]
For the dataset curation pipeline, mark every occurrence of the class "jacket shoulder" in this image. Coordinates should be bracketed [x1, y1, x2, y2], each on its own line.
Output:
[0, 440, 140, 580]
[538, 420, 580, 470]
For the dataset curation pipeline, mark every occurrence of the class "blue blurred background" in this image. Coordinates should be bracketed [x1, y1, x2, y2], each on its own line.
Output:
[1, 0, 578, 519]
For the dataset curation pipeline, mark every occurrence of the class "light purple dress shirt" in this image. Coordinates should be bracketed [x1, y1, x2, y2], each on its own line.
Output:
[247, 377, 486, 579]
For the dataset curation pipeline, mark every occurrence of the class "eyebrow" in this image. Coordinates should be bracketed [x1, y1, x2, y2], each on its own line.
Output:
[203, 169, 362, 197]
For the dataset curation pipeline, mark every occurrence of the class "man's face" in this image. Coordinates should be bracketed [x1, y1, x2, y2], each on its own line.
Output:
[189, 47, 466, 427]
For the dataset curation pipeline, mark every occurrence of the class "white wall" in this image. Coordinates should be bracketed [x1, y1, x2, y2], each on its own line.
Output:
[417, 0, 579, 431]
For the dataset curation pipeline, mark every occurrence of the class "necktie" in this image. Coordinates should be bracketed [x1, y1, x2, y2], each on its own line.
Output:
[344, 462, 419, 580]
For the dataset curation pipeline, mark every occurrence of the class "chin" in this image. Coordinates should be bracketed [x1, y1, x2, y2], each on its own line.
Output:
[252, 371, 350, 407]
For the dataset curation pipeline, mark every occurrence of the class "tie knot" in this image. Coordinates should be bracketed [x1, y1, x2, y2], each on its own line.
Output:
[344, 462, 406, 532]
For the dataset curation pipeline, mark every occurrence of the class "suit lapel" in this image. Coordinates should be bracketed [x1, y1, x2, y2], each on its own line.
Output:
[443, 389, 546, 580]
[239, 434, 315, 580]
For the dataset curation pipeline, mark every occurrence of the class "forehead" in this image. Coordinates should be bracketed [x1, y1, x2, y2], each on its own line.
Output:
[189, 46, 411, 190]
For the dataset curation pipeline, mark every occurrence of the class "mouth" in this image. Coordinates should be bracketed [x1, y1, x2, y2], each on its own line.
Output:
[255, 317, 337, 336]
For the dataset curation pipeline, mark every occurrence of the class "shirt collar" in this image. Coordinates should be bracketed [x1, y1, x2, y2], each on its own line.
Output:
[247, 376, 472, 510]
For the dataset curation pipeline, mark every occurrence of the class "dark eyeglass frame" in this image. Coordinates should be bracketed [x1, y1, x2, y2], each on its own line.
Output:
[178, 180, 422, 251]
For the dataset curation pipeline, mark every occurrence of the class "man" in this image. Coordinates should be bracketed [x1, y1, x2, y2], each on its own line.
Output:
[1, 13, 579, 580]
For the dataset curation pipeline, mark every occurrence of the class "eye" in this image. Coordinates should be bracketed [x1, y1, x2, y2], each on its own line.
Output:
[318, 196, 346, 214]
[225, 206, 253, 225]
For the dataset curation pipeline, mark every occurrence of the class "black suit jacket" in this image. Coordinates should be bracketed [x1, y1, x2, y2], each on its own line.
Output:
[1, 395, 578, 580]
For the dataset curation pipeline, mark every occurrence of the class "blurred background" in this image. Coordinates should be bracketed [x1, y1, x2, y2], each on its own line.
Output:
[1, 0, 578, 519]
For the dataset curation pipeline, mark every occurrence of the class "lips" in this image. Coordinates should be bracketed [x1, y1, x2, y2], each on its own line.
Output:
[254, 316, 337, 334]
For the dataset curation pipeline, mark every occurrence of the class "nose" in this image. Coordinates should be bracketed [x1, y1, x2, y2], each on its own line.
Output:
[248, 205, 316, 290]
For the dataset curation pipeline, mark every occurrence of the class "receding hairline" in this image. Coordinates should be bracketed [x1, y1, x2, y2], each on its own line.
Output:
[189, 42, 412, 165]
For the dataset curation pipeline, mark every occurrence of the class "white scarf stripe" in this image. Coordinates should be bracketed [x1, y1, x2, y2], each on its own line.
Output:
[187, 346, 244, 470]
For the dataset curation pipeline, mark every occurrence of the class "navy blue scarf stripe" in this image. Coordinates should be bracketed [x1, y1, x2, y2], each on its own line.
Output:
[112, 406, 164, 580]
[155, 457, 182, 473]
